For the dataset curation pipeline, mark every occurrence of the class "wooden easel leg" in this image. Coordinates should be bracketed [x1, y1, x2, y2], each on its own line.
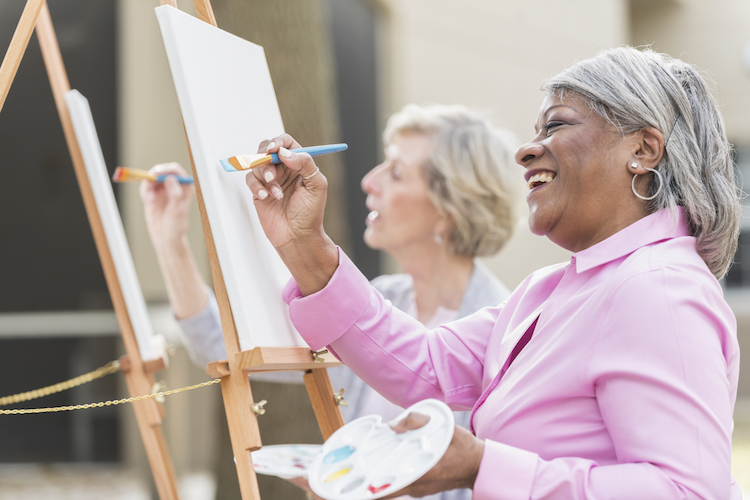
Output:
[220, 370, 262, 499]
[192, 0, 218, 27]
[0, 0, 46, 113]
[304, 369, 345, 440]
[122, 369, 181, 500]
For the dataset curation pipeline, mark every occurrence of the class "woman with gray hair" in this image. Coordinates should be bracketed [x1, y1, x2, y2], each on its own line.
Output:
[247, 46, 742, 498]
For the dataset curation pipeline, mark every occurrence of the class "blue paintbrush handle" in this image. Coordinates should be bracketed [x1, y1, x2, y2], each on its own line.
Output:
[268, 143, 348, 164]
[155, 174, 194, 184]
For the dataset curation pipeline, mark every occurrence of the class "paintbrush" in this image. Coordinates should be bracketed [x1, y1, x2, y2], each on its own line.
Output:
[220, 143, 348, 172]
[112, 167, 194, 184]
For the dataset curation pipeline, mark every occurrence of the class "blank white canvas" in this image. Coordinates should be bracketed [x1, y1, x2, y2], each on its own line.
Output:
[155, 6, 306, 350]
[65, 89, 158, 361]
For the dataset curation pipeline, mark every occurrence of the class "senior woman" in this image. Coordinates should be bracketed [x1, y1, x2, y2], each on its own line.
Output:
[329, 105, 517, 428]
[246, 46, 742, 499]
[140, 105, 519, 500]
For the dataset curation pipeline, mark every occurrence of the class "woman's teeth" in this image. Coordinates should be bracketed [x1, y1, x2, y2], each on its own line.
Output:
[528, 172, 556, 189]
[367, 210, 379, 221]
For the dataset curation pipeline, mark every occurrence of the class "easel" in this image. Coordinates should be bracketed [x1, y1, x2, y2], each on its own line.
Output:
[0, 2, 179, 499]
[157, 1, 345, 498]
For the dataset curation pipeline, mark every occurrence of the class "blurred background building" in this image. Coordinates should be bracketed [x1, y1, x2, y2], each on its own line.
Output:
[0, 0, 748, 498]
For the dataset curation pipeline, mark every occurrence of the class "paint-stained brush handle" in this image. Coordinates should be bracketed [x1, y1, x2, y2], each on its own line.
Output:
[269, 143, 348, 164]
[154, 174, 195, 184]
[112, 166, 194, 184]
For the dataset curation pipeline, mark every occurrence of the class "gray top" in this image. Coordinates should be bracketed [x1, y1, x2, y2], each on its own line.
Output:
[176, 259, 510, 499]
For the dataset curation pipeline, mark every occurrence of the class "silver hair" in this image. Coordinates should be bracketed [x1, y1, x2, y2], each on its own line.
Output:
[544, 46, 742, 279]
[383, 104, 519, 258]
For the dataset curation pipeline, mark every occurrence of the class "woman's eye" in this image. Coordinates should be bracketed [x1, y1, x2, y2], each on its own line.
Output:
[544, 122, 564, 135]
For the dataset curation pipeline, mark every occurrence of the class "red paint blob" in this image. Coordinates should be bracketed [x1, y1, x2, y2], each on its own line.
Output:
[367, 483, 391, 494]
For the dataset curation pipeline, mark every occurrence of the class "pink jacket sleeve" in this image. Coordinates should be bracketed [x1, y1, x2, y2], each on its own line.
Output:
[283, 248, 500, 411]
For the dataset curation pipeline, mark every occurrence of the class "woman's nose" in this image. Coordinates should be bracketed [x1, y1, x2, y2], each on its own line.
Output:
[361, 163, 385, 194]
[514, 141, 545, 168]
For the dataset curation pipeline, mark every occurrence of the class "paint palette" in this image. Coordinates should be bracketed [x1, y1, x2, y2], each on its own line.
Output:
[251, 444, 321, 479]
[308, 399, 454, 500]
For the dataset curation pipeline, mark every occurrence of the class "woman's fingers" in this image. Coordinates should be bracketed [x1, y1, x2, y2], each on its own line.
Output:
[247, 167, 282, 200]
[254, 135, 304, 186]
[247, 146, 322, 201]
[258, 134, 302, 154]
[390, 412, 431, 433]
[278, 148, 320, 180]
[246, 170, 270, 201]
[164, 175, 184, 200]
[150, 161, 187, 177]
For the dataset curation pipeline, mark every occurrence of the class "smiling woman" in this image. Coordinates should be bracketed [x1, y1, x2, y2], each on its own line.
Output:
[246, 46, 743, 499]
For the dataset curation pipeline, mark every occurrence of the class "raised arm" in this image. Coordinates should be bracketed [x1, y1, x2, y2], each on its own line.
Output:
[139, 162, 209, 319]
[140, 163, 226, 366]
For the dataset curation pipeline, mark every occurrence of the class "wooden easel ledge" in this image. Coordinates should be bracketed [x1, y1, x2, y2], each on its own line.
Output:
[206, 347, 341, 378]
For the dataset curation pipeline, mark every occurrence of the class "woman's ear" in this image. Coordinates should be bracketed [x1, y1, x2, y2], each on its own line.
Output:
[635, 127, 665, 170]
[433, 213, 453, 245]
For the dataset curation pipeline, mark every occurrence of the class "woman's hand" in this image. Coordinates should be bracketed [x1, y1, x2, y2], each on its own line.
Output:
[139, 162, 194, 250]
[245, 134, 339, 296]
[386, 412, 485, 498]
[245, 134, 326, 250]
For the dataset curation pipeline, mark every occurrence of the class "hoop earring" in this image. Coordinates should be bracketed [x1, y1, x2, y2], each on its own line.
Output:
[631, 166, 663, 201]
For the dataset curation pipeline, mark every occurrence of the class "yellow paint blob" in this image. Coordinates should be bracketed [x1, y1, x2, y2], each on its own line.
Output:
[324, 468, 351, 483]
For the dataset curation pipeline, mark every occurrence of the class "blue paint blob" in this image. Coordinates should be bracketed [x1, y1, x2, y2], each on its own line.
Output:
[322, 445, 355, 464]
[220, 159, 236, 172]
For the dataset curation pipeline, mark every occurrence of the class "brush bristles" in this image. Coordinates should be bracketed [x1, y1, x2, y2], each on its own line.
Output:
[112, 167, 128, 182]
[112, 167, 154, 183]
[249, 156, 273, 168]
[223, 154, 272, 171]
[228, 157, 243, 170]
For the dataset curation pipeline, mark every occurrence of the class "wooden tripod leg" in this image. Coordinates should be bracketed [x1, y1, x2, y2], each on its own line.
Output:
[220, 370, 262, 499]
[304, 368, 345, 440]
[0, 0, 46, 113]
[122, 367, 180, 500]
[35, 5, 180, 499]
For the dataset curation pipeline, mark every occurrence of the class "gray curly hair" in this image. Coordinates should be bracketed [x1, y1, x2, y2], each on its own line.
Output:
[383, 104, 519, 258]
[544, 46, 742, 279]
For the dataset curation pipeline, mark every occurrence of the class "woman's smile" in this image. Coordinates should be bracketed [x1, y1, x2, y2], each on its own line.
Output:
[525, 170, 557, 192]
[366, 209, 379, 224]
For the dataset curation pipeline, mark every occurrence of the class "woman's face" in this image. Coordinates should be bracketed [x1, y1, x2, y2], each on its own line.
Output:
[361, 132, 443, 256]
[515, 92, 639, 252]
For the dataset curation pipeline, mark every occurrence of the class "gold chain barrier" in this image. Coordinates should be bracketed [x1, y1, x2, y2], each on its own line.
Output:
[0, 360, 122, 406]
[0, 379, 221, 415]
